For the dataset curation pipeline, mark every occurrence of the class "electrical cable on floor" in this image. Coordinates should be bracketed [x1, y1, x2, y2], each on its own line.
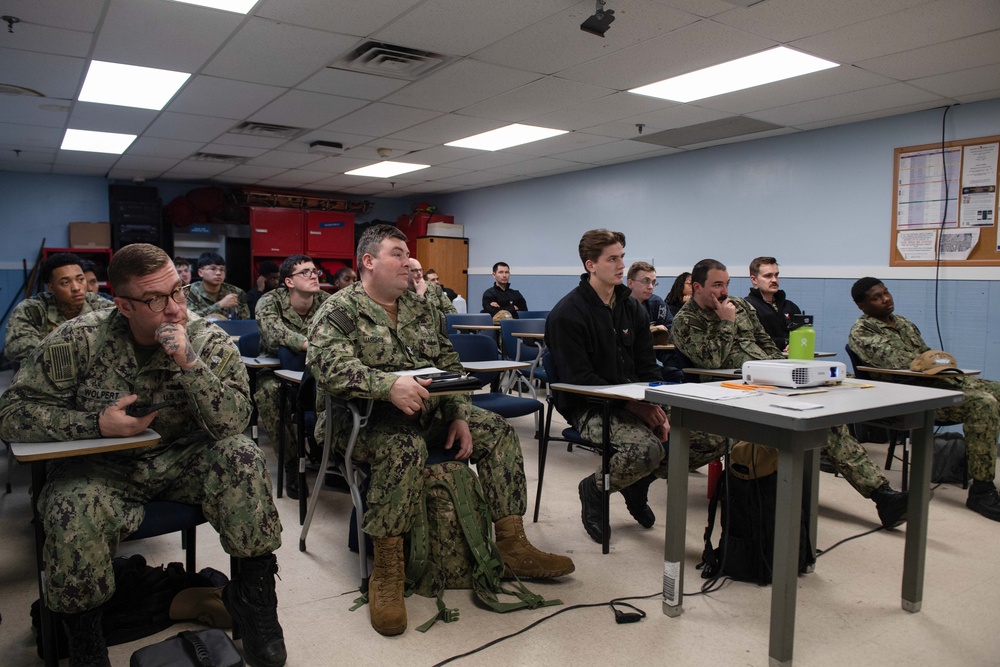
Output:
[430, 592, 658, 667]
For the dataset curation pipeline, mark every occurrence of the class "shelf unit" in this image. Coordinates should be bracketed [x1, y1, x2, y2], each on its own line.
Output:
[248, 207, 355, 285]
[416, 236, 468, 301]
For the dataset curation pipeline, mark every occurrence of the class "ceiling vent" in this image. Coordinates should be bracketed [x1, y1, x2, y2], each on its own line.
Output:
[229, 122, 305, 140]
[191, 152, 246, 164]
[330, 41, 453, 80]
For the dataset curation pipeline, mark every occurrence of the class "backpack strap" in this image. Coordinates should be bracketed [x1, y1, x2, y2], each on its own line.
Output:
[699, 467, 724, 578]
[177, 631, 214, 667]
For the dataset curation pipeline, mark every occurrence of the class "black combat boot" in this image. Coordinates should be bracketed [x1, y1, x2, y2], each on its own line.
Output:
[620, 473, 656, 528]
[871, 483, 908, 529]
[578, 474, 603, 543]
[60, 608, 110, 667]
[222, 554, 287, 667]
[966, 480, 1000, 521]
[283, 460, 303, 500]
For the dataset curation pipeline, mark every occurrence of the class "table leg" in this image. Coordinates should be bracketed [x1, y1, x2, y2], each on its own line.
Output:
[601, 399, 611, 555]
[32, 462, 59, 667]
[662, 423, 690, 617]
[276, 381, 286, 499]
[902, 409, 934, 613]
[801, 447, 819, 571]
[296, 400, 307, 525]
[248, 369, 259, 444]
[769, 443, 805, 666]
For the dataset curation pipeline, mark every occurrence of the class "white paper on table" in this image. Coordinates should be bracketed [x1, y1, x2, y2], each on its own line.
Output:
[394, 367, 446, 376]
[593, 384, 648, 400]
[647, 383, 758, 401]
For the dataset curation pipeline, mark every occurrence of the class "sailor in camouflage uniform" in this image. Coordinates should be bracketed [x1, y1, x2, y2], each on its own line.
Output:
[407, 257, 456, 314]
[671, 259, 908, 530]
[254, 254, 329, 498]
[4, 252, 114, 363]
[0, 244, 286, 667]
[307, 224, 573, 637]
[849, 277, 1000, 521]
[185, 251, 250, 320]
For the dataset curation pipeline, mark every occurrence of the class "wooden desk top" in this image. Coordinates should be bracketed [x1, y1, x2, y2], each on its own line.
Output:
[452, 324, 501, 331]
[462, 360, 531, 372]
[653, 344, 675, 350]
[241, 356, 281, 368]
[857, 366, 981, 378]
[511, 331, 544, 339]
[275, 369, 304, 383]
[10, 429, 161, 462]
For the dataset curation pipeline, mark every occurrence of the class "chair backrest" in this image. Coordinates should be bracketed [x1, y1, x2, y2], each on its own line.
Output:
[213, 319, 259, 338]
[446, 313, 493, 336]
[499, 318, 545, 362]
[519, 310, 550, 320]
[447, 333, 496, 387]
[237, 331, 260, 357]
[844, 345, 873, 381]
[279, 346, 307, 372]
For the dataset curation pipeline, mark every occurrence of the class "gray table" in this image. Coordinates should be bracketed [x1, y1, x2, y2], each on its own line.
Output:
[645, 380, 963, 667]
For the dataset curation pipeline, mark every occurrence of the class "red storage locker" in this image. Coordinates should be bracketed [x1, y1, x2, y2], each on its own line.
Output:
[249, 208, 303, 255]
[305, 211, 355, 256]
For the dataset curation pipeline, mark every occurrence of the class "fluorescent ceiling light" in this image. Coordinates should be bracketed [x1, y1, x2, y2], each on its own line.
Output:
[345, 161, 430, 178]
[167, 0, 258, 13]
[79, 61, 191, 111]
[629, 46, 839, 103]
[61, 129, 136, 154]
[446, 123, 568, 151]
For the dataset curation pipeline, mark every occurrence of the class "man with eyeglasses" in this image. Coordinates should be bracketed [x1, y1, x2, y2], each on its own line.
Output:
[4, 252, 114, 364]
[254, 254, 331, 498]
[407, 258, 456, 315]
[186, 251, 249, 320]
[0, 244, 287, 667]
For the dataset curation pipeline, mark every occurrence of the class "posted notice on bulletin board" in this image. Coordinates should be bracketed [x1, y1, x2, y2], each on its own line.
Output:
[891, 135, 1000, 266]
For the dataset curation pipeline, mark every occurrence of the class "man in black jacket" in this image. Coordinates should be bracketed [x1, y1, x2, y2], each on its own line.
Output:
[744, 256, 802, 351]
[546, 230, 669, 542]
[482, 262, 527, 319]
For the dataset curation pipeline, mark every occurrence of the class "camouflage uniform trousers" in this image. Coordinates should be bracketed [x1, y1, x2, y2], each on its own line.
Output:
[933, 376, 1000, 481]
[348, 403, 526, 539]
[38, 434, 282, 614]
[571, 407, 728, 492]
[254, 371, 297, 465]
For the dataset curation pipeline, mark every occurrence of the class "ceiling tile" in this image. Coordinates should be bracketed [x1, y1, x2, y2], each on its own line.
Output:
[0, 21, 93, 58]
[436, 152, 533, 171]
[0, 121, 65, 149]
[255, 0, 423, 36]
[167, 76, 285, 120]
[3, 0, 105, 31]
[388, 114, 502, 145]
[93, 0, 243, 71]
[320, 102, 441, 137]
[380, 60, 541, 113]
[586, 105, 733, 139]
[202, 18, 360, 87]
[458, 77, 614, 122]
[910, 63, 1000, 99]
[528, 92, 671, 132]
[859, 30, 1000, 81]
[551, 140, 667, 164]
[144, 113, 235, 142]
[298, 69, 410, 100]
[507, 131, 619, 157]
[248, 90, 369, 129]
[111, 154, 182, 172]
[164, 160, 232, 177]
[220, 164, 288, 180]
[487, 156, 583, 176]
[128, 136, 206, 159]
[474, 0, 700, 75]
[212, 134, 287, 150]
[245, 151, 326, 169]
[0, 48, 86, 99]
[749, 82, 943, 127]
[713, 0, 928, 42]
[397, 145, 482, 166]
[0, 95, 70, 129]
[200, 143, 268, 158]
[373, 0, 579, 57]
[68, 103, 158, 134]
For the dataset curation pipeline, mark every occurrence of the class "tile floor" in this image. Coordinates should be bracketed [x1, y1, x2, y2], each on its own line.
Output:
[1, 398, 998, 666]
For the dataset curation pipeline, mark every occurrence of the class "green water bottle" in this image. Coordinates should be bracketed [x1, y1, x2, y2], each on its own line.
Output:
[787, 314, 815, 360]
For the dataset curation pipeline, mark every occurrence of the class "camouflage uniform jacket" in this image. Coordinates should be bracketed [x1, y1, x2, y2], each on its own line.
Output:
[424, 282, 457, 315]
[847, 313, 970, 389]
[4, 292, 113, 363]
[307, 281, 469, 425]
[670, 296, 781, 369]
[255, 288, 330, 357]
[0, 308, 251, 446]
[186, 281, 250, 320]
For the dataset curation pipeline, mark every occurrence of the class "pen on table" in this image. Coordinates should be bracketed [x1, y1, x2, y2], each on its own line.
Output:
[720, 381, 775, 390]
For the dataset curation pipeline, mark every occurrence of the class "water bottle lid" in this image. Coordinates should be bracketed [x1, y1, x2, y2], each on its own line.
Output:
[791, 313, 813, 327]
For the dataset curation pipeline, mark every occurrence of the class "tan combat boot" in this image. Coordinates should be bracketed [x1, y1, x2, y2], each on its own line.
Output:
[494, 515, 575, 579]
[369, 536, 407, 636]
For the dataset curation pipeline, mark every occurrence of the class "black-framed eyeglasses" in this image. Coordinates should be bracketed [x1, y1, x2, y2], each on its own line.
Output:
[291, 268, 324, 278]
[638, 279, 659, 287]
[119, 285, 189, 313]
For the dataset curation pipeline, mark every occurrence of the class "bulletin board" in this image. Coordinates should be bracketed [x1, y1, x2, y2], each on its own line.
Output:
[890, 134, 1000, 267]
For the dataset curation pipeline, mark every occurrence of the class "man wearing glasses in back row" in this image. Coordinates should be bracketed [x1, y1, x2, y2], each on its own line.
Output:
[0, 244, 286, 667]
[186, 251, 250, 320]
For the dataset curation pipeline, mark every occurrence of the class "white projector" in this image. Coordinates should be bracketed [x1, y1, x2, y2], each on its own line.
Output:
[741, 359, 847, 389]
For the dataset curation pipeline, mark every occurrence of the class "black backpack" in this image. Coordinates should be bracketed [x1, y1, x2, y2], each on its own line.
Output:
[699, 443, 815, 585]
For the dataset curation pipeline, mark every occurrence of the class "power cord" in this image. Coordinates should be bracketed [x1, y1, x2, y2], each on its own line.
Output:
[430, 592, 657, 667]
[932, 104, 955, 350]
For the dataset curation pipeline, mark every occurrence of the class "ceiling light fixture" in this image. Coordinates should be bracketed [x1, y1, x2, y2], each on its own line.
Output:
[79, 61, 190, 111]
[346, 161, 430, 178]
[580, 0, 615, 38]
[629, 46, 839, 103]
[166, 0, 257, 13]
[61, 129, 136, 154]
[446, 123, 568, 151]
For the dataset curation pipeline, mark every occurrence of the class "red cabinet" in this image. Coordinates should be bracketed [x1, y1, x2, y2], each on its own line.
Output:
[305, 211, 354, 256]
[249, 208, 303, 256]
